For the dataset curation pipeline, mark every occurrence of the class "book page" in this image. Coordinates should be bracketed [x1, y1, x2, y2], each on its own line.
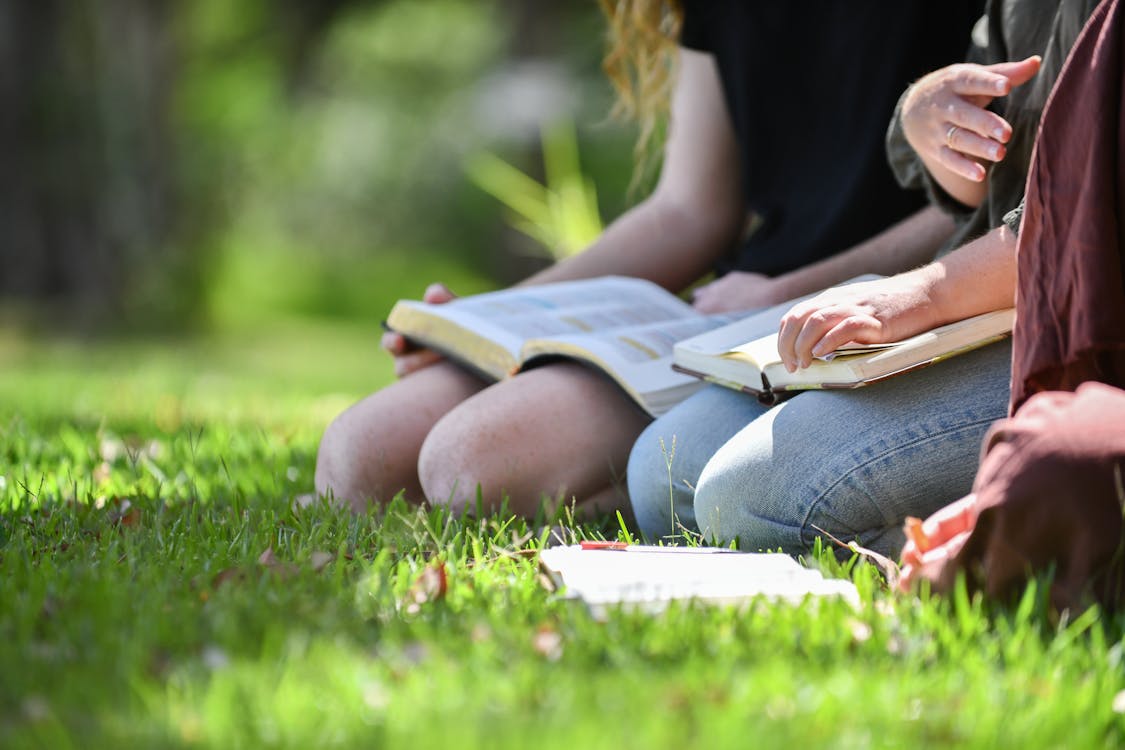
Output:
[450, 276, 696, 338]
[539, 546, 859, 618]
[672, 274, 883, 360]
[521, 315, 734, 415]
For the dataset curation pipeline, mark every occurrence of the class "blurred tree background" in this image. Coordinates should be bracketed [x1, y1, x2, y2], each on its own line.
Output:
[0, 0, 637, 333]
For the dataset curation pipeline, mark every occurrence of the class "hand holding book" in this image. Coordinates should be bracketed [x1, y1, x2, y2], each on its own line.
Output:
[777, 272, 946, 372]
[671, 281, 1013, 405]
[383, 283, 457, 377]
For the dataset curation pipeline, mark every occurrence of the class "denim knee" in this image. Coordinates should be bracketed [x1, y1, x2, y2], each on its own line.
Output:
[694, 455, 805, 552]
[626, 385, 772, 540]
[694, 419, 992, 558]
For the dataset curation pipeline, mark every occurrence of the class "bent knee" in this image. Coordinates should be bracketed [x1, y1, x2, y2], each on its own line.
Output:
[694, 463, 803, 552]
[417, 420, 492, 514]
[695, 458, 919, 558]
[315, 414, 373, 512]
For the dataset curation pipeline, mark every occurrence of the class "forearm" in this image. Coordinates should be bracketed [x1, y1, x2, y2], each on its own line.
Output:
[914, 151, 989, 209]
[519, 195, 738, 293]
[914, 222, 1018, 327]
[770, 205, 955, 298]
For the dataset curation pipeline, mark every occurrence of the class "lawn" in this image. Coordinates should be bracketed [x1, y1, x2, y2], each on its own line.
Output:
[2, 321, 1125, 749]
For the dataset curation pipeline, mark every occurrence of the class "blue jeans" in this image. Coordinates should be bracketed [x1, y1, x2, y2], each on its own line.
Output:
[627, 340, 1012, 558]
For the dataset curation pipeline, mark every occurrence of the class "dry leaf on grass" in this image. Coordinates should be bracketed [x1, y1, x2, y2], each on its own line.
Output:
[257, 547, 298, 579]
[201, 644, 230, 671]
[309, 551, 335, 572]
[401, 561, 448, 615]
[21, 696, 50, 722]
[532, 625, 563, 661]
[291, 493, 317, 512]
[812, 523, 900, 589]
[470, 623, 492, 643]
[211, 567, 247, 589]
[92, 462, 111, 485]
[209, 548, 331, 595]
[108, 499, 141, 528]
[847, 618, 873, 644]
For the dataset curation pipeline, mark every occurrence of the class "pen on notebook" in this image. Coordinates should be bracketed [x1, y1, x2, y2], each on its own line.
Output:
[577, 541, 736, 553]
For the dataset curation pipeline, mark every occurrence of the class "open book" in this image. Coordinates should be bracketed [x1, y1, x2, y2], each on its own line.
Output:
[672, 306, 1015, 405]
[538, 544, 858, 619]
[386, 276, 735, 416]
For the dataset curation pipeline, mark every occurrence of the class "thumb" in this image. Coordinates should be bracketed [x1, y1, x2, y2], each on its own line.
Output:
[986, 55, 1041, 91]
[423, 282, 456, 304]
[690, 278, 718, 301]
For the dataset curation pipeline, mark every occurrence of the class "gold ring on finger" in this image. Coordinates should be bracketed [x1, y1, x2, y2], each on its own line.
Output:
[946, 125, 959, 147]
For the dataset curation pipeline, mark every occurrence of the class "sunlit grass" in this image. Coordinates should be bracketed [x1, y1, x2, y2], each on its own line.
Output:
[3, 324, 1125, 748]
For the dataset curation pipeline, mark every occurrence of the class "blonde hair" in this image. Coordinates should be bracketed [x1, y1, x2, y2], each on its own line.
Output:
[599, 0, 683, 190]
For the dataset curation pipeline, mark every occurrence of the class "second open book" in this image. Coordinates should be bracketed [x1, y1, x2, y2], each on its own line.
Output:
[385, 276, 1013, 414]
[673, 299, 1015, 405]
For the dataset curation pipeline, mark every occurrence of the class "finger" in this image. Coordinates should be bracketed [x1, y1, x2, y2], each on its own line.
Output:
[920, 493, 977, 545]
[691, 278, 716, 299]
[900, 537, 958, 592]
[948, 103, 1014, 144]
[690, 280, 718, 310]
[901, 532, 922, 567]
[423, 283, 456, 304]
[984, 55, 1041, 89]
[898, 562, 917, 592]
[937, 145, 987, 182]
[777, 307, 815, 373]
[901, 543, 921, 569]
[791, 309, 851, 369]
[692, 292, 723, 315]
[809, 315, 880, 360]
[381, 331, 408, 355]
[948, 65, 1013, 98]
[915, 529, 973, 585]
[394, 349, 443, 378]
[945, 124, 1006, 163]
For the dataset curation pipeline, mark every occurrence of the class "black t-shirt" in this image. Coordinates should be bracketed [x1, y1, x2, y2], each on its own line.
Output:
[680, 1, 984, 276]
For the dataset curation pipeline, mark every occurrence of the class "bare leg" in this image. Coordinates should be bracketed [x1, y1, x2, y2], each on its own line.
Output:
[314, 361, 487, 511]
[417, 363, 651, 517]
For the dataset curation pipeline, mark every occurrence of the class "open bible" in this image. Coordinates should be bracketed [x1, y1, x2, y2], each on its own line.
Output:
[672, 305, 1015, 405]
[385, 276, 733, 416]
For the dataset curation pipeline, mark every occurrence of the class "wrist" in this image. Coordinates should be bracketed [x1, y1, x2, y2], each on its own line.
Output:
[897, 264, 946, 330]
[767, 272, 801, 305]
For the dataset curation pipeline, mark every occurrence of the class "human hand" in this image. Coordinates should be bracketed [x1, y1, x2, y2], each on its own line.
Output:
[382, 283, 457, 377]
[775, 274, 936, 372]
[901, 56, 1041, 183]
[690, 271, 789, 313]
[898, 494, 980, 592]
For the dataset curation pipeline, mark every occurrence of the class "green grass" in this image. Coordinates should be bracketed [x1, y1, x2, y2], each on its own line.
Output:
[3, 323, 1125, 749]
